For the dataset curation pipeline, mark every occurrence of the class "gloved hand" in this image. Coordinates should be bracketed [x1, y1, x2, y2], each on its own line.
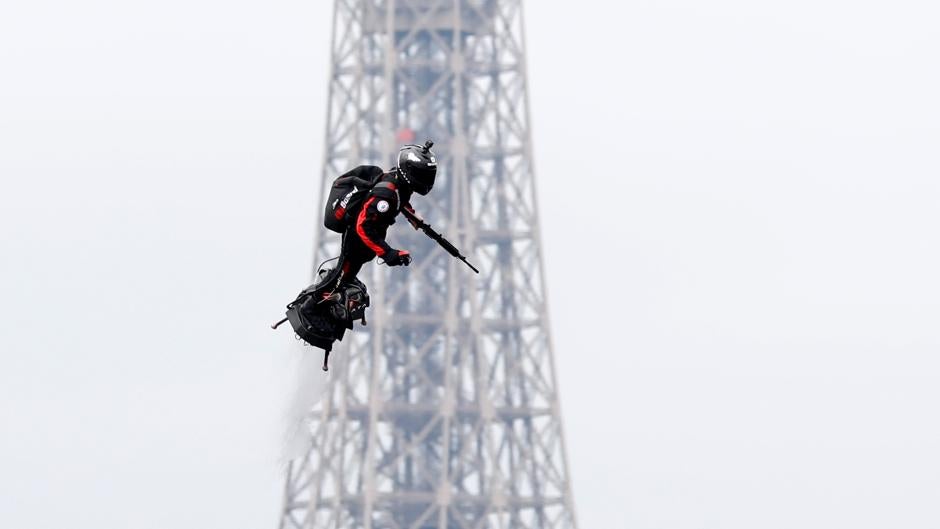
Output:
[383, 249, 412, 267]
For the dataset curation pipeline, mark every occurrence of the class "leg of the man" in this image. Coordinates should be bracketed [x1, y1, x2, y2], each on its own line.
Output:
[339, 227, 377, 284]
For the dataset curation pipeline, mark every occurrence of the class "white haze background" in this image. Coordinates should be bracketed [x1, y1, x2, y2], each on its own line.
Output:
[2, 1, 939, 528]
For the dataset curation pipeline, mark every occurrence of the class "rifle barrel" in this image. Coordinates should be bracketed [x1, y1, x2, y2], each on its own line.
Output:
[403, 208, 480, 274]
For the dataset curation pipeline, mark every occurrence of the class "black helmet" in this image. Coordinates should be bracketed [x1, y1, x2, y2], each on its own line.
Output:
[397, 140, 437, 195]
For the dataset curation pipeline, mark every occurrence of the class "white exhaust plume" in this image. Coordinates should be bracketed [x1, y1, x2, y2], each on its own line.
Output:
[280, 340, 328, 463]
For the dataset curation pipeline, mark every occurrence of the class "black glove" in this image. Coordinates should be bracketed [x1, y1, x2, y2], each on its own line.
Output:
[383, 250, 412, 267]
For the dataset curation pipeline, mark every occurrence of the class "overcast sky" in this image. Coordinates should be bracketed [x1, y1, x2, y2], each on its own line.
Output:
[2, 1, 939, 528]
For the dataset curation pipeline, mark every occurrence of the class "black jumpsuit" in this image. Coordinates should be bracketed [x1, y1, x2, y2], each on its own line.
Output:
[338, 170, 413, 283]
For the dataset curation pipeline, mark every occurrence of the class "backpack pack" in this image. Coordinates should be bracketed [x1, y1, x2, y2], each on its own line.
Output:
[323, 165, 385, 233]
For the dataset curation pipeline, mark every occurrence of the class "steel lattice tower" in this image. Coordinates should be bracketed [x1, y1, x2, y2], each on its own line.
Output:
[279, 2, 577, 528]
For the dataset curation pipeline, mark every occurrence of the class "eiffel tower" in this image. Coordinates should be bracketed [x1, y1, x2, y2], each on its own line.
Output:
[279, 2, 578, 528]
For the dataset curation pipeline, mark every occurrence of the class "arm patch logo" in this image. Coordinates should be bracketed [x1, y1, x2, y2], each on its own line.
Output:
[376, 200, 390, 213]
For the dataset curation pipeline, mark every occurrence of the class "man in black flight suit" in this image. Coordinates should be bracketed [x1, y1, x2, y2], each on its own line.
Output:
[331, 140, 438, 286]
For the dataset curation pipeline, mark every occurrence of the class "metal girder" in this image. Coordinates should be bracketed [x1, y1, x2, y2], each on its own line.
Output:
[279, 2, 577, 528]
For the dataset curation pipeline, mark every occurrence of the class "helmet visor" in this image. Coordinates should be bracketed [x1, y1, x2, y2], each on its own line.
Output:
[410, 165, 436, 194]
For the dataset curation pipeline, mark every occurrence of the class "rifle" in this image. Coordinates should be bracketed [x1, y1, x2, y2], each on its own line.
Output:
[400, 208, 480, 274]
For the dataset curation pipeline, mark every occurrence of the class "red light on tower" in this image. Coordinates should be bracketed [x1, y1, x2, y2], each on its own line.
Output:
[395, 128, 415, 144]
